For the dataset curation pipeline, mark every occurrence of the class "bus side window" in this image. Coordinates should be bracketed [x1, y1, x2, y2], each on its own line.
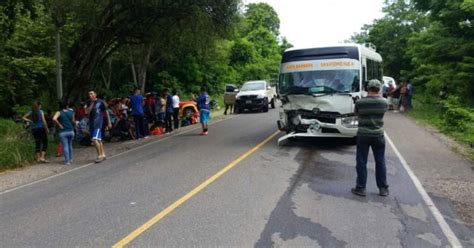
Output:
[362, 65, 367, 90]
[378, 61, 383, 81]
[368, 59, 374, 81]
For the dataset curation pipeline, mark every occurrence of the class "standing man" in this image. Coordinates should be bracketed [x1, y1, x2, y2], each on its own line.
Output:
[194, 85, 211, 136]
[163, 88, 174, 133]
[387, 81, 395, 110]
[351, 79, 389, 197]
[172, 89, 180, 130]
[155, 94, 166, 127]
[130, 88, 148, 139]
[407, 80, 413, 110]
[86, 91, 112, 163]
[224, 84, 237, 115]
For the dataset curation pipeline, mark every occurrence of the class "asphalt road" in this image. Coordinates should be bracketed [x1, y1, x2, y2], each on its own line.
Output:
[0, 109, 471, 247]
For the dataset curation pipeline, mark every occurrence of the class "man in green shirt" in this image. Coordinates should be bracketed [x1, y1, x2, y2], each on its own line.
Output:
[352, 79, 389, 197]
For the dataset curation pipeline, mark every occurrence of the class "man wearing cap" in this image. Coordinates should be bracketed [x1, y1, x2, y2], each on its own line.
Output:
[352, 79, 389, 197]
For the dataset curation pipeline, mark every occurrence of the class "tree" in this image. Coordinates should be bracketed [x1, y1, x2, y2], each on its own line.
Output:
[0, 3, 55, 116]
[407, 0, 473, 102]
[279, 36, 293, 54]
[351, 0, 427, 80]
[244, 3, 280, 36]
[229, 3, 283, 83]
[352, 0, 473, 106]
[63, 0, 240, 99]
[0, 0, 36, 38]
[0, 0, 289, 116]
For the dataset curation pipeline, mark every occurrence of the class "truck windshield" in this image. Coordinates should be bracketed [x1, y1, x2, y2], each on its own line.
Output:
[241, 82, 265, 91]
[279, 69, 359, 95]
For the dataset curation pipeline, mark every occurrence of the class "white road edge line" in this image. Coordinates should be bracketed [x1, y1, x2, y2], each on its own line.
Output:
[0, 116, 237, 196]
[384, 132, 463, 248]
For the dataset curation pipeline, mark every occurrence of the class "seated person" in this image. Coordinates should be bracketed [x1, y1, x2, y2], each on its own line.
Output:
[331, 79, 346, 92]
[295, 72, 317, 88]
[76, 117, 91, 146]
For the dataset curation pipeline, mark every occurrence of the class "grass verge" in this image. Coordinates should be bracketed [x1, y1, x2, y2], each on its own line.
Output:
[0, 119, 58, 172]
[406, 99, 474, 162]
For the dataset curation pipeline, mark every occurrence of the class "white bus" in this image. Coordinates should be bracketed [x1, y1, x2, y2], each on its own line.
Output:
[276, 44, 383, 144]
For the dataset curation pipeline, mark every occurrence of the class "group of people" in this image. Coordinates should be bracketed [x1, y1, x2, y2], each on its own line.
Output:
[382, 80, 413, 112]
[22, 85, 212, 165]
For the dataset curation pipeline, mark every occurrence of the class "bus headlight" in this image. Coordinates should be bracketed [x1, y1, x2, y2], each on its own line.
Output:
[341, 116, 358, 128]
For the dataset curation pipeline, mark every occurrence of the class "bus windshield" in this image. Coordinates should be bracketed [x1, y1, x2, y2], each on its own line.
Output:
[279, 69, 360, 95]
[278, 58, 361, 95]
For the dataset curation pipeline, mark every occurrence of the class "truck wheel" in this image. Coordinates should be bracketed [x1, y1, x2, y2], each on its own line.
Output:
[270, 98, 275, 109]
[263, 105, 269, 112]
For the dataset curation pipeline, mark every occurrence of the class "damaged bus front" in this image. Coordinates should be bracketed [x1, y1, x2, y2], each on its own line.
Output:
[276, 44, 383, 145]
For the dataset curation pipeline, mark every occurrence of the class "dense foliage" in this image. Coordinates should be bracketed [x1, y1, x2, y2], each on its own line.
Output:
[352, 0, 473, 106]
[353, 0, 473, 154]
[0, 1, 291, 117]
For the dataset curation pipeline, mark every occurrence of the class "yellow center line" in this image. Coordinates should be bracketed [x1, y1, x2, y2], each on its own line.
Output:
[112, 130, 281, 248]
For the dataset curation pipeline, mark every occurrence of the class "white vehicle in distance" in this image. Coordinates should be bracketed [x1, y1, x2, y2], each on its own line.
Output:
[276, 43, 383, 145]
[382, 76, 397, 97]
[383, 76, 397, 88]
[235, 80, 277, 113]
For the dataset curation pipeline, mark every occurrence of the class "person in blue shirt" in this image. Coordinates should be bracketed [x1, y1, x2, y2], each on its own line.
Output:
[130, 88, 148, 139]
[163, 88, 174, 133]
[23, 101, 50, 163]
[193, 85, 211, 135]
[86, 91, 112, 163]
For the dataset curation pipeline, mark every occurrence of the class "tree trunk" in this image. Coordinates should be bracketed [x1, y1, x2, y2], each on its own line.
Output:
[128, 46, 138, 86]
[100, 59, 112, 90]
[55, 28, 63, 101]
[138, 44, 153, 93]
[64, 2, 124, 100]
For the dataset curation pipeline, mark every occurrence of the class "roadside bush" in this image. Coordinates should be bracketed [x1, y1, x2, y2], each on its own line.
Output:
[442, 96, 473, 133]
[0, 119, 34, 170]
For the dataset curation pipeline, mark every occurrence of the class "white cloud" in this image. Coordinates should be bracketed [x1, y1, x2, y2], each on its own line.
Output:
[244, 0, 385, 47]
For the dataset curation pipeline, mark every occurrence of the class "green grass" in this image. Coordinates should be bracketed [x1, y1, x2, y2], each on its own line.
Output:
[407, 99, 474, 161]
[0, 119, 58, 171]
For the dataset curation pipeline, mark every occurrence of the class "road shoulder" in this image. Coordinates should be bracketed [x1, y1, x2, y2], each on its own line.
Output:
[384, 111, 474, 243]
[0, 110, 231, 193]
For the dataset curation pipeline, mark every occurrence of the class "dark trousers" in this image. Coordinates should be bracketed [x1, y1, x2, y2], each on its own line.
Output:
[32, 128, 48, 152]
[133, 114, 147, 138]
[156, 113, 165, 126]
[165, 112, 173, 132]
[356, 135, 388, 189]
[173, 108, 179, 129]
[224, 104, 234, 114]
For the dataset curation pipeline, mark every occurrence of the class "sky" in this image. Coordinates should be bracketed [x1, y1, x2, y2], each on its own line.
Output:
[244, 0, 385, 48]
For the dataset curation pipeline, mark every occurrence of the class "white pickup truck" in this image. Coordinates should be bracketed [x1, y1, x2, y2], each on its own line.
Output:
[235, 80, 277, 113]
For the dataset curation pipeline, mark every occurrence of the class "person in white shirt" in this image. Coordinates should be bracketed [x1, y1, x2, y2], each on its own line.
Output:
[172, 89, 180, 129]
[119, 98, 129, 119]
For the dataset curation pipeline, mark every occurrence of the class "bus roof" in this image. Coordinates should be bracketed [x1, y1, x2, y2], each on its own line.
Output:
[284, 43, 362, 52]
[282, 43, 381, 63]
